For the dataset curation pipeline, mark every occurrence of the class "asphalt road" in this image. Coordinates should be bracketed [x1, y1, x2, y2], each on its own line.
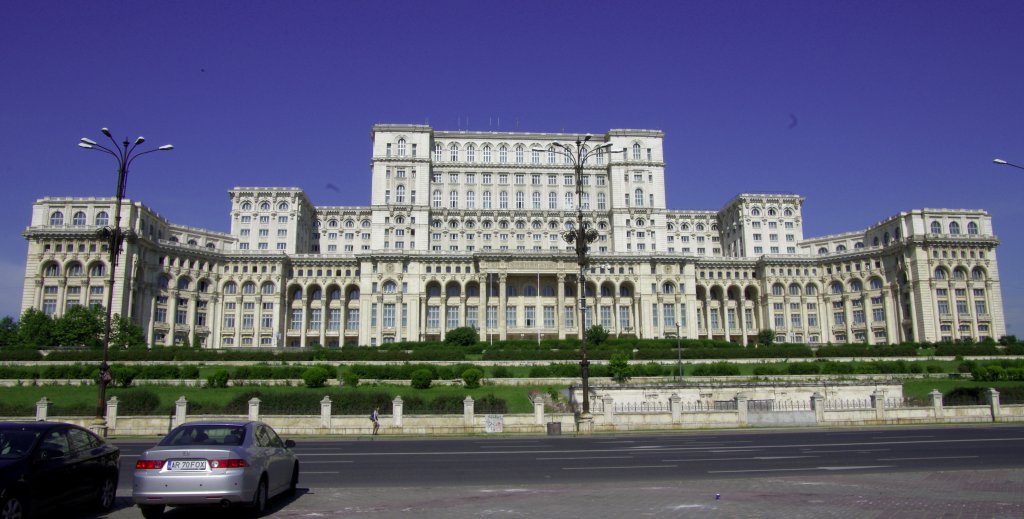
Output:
[82, 425, 1024, 517]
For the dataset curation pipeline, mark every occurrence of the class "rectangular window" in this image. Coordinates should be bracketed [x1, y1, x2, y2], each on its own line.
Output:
[853, 309, 865, 324]
[328, 309, 341, 330]
[619, 306, 630, 330]
[467, 306, 478, 329]
[308, 309, 321, 331]
[383, 303, 395, 328]
[427, 306, 440, 328]
[564, 306, 574, 328]
[506, 306, 517, 328]
[663, 303, 675, 328]
[834, 312, 845, 325]
[543, 306, 555, 328]
[290, 309, 302, 331]
[486, 306, 498, 329]
[525, 306, 536, 328]
[446, 306, 459, 329]
[346, 308, 359, 330]
[599, 305, 612, 328]
[652, 303, 659, 327]
[728, 308, 737, 330]
[709, 308, 720, 329]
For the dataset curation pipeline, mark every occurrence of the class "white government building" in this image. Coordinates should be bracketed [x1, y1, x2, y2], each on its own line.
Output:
[21, 124, 1006, 348]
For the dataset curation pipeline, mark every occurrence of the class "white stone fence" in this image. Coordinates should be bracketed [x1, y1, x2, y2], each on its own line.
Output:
[19, 388, 1024, 437]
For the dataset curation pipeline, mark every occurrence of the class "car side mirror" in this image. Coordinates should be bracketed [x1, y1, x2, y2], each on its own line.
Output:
[284, 439, 296, 449]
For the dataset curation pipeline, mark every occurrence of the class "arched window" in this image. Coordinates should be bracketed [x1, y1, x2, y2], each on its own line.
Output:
[772, 283, 784, 296]
[450, 190, 458, 208]
[483, 191, 492, 209]
[158, 276, 170, 289]
[262, 282, 275, 295]
[89, 263, 105, 277]
[565, 192, 574, 209]
[599, 285, 611, 297]
[542, 285, 555, 297]
[532, 191, 540, 209]
[499, 145, 508, 163]
[433, 143, 443, 161]
[854, 242, 864, 249]
[836, 244, 847, 252]
[499, 191, 508, 209]
[397, 138, 406, 157]
[197, 280, 209, 293]
[382, 281, 397, 294]
[292, 288, 304, 300]
[632, 143, 641, 160]
[328, 288, 341, 301]
[620, 285, 632, 297]
[967, 222, 979, 235]
[310, 288, 322, 300]
[223, 282, 237, 294]
[467, 285, 480, 297]
[72, 211, 86, 226]
[953, 268, 967, 280]
[240, 201, 252, 211]
[972, 267, 985, 280]
[818, 247, 828, 255]
[432, 190, 442, 208]
[259, 202, 271, 211]
[870, 277, 883, 290]
[789, 284, 801, 296]
[347, 288, 361, 300]
[482, 145, 492, 163]
[466, 144, 476, 162]
[66, 262, 83, 276]
[49, 211, 64, 226]
[663, 282, 675, 294]
[547, 146, 556, 164]
[830, 282, 843, 295]
[242, 281, 256, 294]
[506, 286, 517, 297]
[751, 208, 761, 217]
[515, 191, 524, 209]
[525, 285, 538, 297]
[396, 185, 406, 203]
[949, 222, 961, 235]
[42, 263, 60, 277]
[784, 208, 793, 217]
[449, 143, 458, 162]
[95, 211, 109, 227]
[805, 284, 818, 296]
[177, 277, 191, 290]
[849, 279, 863, 292]
[634, 189, 644, 207]
[931, 221, 942, 234]
[277, 202, 289, 211]
[934, 268, 947, 280]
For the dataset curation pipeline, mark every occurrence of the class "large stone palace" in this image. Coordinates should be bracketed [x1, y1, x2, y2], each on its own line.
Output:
[21, 124, 1006, 348]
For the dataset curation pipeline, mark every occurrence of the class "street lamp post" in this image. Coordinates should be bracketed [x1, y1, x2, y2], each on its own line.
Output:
[676, 322, 683, 382]
[993, 159, 1024, 171]
[79, 129, 172, 427]
[549, 136, 619, 423]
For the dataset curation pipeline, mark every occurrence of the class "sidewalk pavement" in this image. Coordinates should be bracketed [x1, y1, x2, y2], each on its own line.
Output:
[107, 468, 1024, 518]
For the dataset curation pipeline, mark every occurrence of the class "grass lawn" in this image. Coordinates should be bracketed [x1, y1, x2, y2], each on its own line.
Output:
[902, 379, 1024, 401]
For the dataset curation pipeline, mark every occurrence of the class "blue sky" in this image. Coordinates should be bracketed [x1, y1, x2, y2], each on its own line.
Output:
[1, 1, 1022, 335]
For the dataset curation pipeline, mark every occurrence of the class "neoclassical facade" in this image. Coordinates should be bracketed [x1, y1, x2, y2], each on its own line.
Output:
[21, 124, 1006, 348]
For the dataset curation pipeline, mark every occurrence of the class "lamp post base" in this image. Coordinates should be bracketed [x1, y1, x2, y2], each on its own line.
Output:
[89, 417, 108, 438]
[577, 411, 594, 435]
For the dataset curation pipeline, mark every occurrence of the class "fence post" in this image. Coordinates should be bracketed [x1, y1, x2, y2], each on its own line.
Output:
[463, 396, 474, 427]
[35, 397, 49, 421]
[811, 392, 825, 425]
[533, 395, 545, 425]
[602, 394, 614, 423]
[106, 397, 119, 430]
[248, 397, 261, 421]
[320, 396, 332, 428]
[736, 393, 748, 427]
[175, 396, 188, 427]
[871, 390, 886, 422]
[393, 396, 404, 428]
[987, 388, 1001, 422]
[929, 389, 944, 421]
[670, 393, 682, 424]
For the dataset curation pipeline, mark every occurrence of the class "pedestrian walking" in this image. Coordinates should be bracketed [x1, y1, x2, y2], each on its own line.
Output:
[371, 407, 380, 435]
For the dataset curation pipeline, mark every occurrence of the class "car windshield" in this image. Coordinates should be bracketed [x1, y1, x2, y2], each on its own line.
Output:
[160, 425, 246, 447]
[0, 428, 41, 459]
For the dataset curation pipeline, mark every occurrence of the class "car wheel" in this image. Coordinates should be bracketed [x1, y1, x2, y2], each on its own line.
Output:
[248, 476, 268, 517]
[139, 504, 165, 519]
[94, 475, 117, 511]
[288, 462, 299, 496]
[1, 495, 25, 519]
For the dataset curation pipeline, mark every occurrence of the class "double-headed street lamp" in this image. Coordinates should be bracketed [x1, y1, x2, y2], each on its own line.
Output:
[547, 135, 619, 420]
[79, 129, 172, 425]
[993, 159, 1024, 171]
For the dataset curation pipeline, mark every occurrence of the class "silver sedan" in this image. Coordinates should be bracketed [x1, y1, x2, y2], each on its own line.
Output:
[132, 420, 298, 518]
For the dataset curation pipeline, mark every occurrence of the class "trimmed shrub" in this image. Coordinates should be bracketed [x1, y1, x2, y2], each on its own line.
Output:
[111, 388, 160, 415]
[787, 362, 820, 375]
[341, 370, 360, 387]
[490, 366, 512, 378]
[461, 368, 483, 389]
[445, 327, 479, 347]
[410, 369, 432, 389]
[302, 366, 331, 388]
[692, 362, 740, 377]
[206, 369, 230, 388]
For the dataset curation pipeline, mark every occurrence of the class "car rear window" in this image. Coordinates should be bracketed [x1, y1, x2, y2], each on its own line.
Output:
[160, 425, 246, 447]
[0, 429, 41, 459]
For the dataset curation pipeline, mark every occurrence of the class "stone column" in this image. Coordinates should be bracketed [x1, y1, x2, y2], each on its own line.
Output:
[670, 393, 682, 423]
[248, 397, 261, 421]
[811, 392, 825, 425]
[175, 396, 188, 427]
[929, 389, 944, 420]
[393, 396, 404, 428]
[987, 388, 1001, 422]
[736, 393, 748, 427]
[602, 394, 614, 423]
[533, 395, 545, 425]
[556, 273, 566, 339]
[871, 389, 886, 422]
[320, 396, 332, 428]
[463, 396, 475, 426]
[106, 397, 119, 430]
[35, 397, 50, 421]
[498, 274, 508, 341]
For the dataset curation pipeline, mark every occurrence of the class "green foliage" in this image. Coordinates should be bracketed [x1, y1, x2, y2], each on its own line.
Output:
[111, 388, 160, 415]
[207, 369, 230, 388]
[752, 364, 785, 376]
[461, 368, 483, 389]
[691, 362, 741, 376]
[302, 366, 331, 388]
[18, 308, 54, 349]
[445, 327, 480, 347]
[410, 369, 433, 389]
[757, 329, 776, 347]
[787, 362, 820, 375]
[999, 335, 1018, 346]
[585, 325, 610, 346]
[341, 370, 360, 387]
[0, 316, 19, 348]
[608, 353, 632, 383]
[113, 365, 138, 388]
[490, 366, 512, 378]
[52, 305, 105, 349]
[475, 393, 509, 414]
[111, 315, 147, 349]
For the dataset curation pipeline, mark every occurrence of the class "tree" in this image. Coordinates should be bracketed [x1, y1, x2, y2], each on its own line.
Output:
[585, 325, 610, 346]
[608, 352, 632, 383]
[17, 308, 55, 349]
[53, 305, 105, 348]
[410, 369, 433, 389]
[757, 328, 776, 347]
[445, 327, 479, 347]
[461, 368, 483, 389]
[111, 315, 147, 349]
[0, 316, 19, 348]
[302, 366, 331, 388]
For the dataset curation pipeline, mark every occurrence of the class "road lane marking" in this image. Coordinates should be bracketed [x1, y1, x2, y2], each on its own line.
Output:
[563, 465, 678, 471]
[871, 435, 934, 439]
[663, 456, 817, 462]
[537, 456, 633, 460]
[801, 449, 890, 453]
[301, 460, 354, 464]
[709, 465, 892, 474]
[876, 456, 979, 461]
[302, 471, 341, 474]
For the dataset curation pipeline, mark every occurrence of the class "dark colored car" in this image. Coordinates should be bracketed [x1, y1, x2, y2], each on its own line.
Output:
[0, 422, 120, 519]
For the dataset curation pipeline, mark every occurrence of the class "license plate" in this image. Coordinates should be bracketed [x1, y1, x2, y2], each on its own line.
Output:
[169, 460, 208, 471]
